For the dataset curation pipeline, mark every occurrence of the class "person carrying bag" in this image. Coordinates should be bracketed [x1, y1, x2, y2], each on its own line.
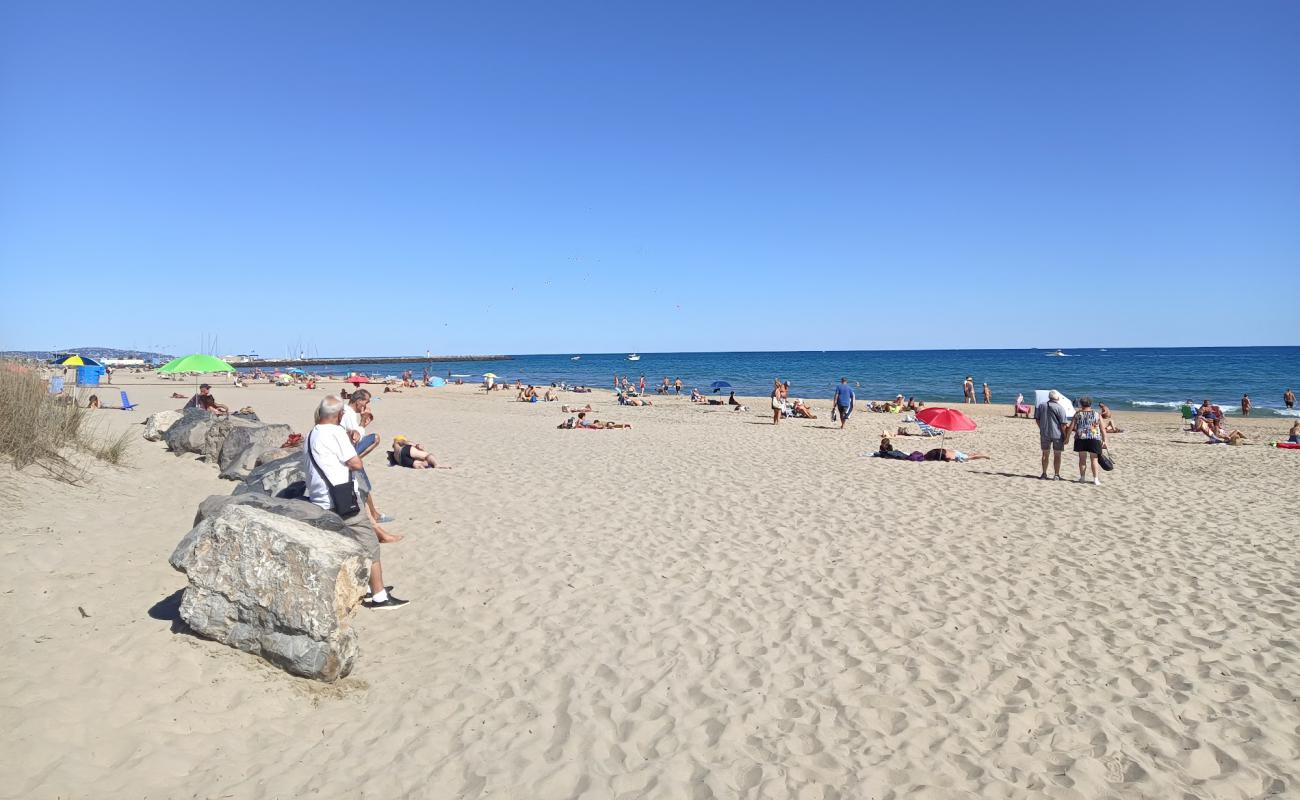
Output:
[306, 430, 360, 518]
[302, 396, 409, 610]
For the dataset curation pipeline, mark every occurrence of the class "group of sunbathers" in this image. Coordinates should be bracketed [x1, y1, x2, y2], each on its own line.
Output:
[1187, 399, 1248, 444]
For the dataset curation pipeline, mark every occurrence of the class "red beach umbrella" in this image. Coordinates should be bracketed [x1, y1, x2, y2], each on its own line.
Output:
[346, 375, 369, 386]
[916, 407, 977, 431]
[916, 407, 976, 448]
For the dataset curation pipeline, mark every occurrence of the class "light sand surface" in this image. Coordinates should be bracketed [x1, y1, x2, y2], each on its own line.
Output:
[2, 374, 1297, 799]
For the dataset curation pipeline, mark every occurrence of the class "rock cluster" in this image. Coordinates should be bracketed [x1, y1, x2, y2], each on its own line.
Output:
[148, 408, 293, 481]
[152, 407, 369, 682]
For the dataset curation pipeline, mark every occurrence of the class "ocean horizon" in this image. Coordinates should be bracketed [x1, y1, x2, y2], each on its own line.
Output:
[257, 346, 1300, 417]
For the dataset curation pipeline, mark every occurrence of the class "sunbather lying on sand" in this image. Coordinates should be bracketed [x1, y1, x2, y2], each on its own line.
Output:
[387, 436, 449, 468]
[924, 448, 990, 463]
[895, 425, 941, 437]
[570, 412, 630, 429]
[1203, 427, 1247, 445]
[562, 404, 594, 413]
[618, 392, 652, 406]
[791, 400, 816, 419]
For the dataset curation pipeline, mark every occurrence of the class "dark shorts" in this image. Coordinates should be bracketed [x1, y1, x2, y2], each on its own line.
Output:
[837, 404, 851, 420]
[1040, 437, 1063, 452]
[1074, 438, 1103, 455]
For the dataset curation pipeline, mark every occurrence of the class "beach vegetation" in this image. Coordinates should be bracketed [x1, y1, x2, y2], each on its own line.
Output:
[0, 361, 132, 482]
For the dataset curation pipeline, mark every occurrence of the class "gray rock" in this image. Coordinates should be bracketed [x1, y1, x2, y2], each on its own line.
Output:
[256, 447, 298, 467]
[193, 492, 346, 532]
[169, 504, 369, 682]
[142, 409, 184, 442]
[218, 423, 292, 481]
[164, 408, 219, 455]
[201, 416, 261, 463]
[233, 453, 307, 498]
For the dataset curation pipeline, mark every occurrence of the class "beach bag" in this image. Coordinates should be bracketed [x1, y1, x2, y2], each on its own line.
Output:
[830, 406, 838, 422]
[1098, 448, 1115, 472]
[306, 432, 361, 519]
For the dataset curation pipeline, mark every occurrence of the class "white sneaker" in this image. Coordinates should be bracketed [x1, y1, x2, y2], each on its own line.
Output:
[1093, 477, 1101, 486]
[1078, 476, 1088, 483]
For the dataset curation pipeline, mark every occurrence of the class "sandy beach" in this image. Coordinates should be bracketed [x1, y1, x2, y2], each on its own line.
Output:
[2, 373, 1297, 799]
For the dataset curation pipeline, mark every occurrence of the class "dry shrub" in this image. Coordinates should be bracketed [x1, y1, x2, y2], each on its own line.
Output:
[0, 362, 131, 481]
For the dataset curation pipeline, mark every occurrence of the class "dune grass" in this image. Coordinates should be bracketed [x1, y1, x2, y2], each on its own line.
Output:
[0, 362, 132, 482]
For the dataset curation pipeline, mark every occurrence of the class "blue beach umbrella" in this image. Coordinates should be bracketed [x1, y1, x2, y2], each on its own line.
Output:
[285, 367, 306, 374]
[709, 380, 732, 393]
[427, 376, 446, 387]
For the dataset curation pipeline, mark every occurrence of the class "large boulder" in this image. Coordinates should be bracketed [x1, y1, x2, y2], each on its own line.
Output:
[233, 453, 307, 498]
[217, 423, 292, 481]
[201, 416, 258, 463]
[143, 409, 184, 442]
[169, 504, 369, 682]
[193, 492, 345, 532]
[165, 408, 219, 455]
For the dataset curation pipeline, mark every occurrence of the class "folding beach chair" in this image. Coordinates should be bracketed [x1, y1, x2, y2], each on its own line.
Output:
[119, 390, 138, 410]
[916, 420, 945, 437]
[49, 377, 65, 395]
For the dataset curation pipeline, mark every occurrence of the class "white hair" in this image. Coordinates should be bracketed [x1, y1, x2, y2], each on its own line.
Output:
[1048, 390, 1062, 401]
[315, 395, 345, 424]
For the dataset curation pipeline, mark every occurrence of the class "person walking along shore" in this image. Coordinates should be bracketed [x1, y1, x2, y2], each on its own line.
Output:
[1065, 396, 1109, 486]
[1035, 389, 1069, 480]
[832, 377, 854, 430]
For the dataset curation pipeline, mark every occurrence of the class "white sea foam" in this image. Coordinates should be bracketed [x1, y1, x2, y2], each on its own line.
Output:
[1129, 400, 1183, 409]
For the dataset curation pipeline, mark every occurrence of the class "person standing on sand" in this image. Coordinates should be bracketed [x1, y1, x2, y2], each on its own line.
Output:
[771, 378, 785, 424]
[982, 382, 991, 404]
[1064, 396, 1108, 486]
[674, 377, 683, 394]
[1035, 389, 1069, 480]
[1286, 388, 1295, 410]
[963, 376, 975, 404]
[832, 377, 855, 429]
[305, 396, 408, 610]
[1241, 394, 1252, 416]
[639, 374, 646, 395]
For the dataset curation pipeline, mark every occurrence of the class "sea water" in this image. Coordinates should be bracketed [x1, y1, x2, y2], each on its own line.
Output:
[293, 346, 1300, 417]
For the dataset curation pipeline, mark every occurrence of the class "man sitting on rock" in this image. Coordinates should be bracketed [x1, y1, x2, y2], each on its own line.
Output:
[305, 396, 409, 611]
[185, 383, 229, 415]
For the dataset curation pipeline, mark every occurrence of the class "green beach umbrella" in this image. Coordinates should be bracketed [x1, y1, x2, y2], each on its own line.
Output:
[157, 354, 236, 393]
[157, 354, 236, 375]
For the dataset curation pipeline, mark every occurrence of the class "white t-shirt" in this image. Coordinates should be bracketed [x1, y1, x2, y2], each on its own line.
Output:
[303, 424, 357, 510]
[341, 405, 366, 438]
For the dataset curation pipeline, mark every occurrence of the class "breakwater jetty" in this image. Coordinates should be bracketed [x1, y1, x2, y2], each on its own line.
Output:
[244, 355, 512, 368]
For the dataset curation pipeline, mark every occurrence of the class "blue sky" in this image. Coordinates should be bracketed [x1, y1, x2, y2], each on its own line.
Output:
[2, 1, 1297, 356]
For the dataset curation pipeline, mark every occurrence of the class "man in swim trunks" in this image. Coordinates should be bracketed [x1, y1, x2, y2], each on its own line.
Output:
[833, 377, 854, 430]
[1035, 389, 1069, 480]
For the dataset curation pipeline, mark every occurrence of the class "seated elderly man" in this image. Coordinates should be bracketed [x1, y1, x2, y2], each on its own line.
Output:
[304, 395, 409, 610]
[184, 383, 229, 415]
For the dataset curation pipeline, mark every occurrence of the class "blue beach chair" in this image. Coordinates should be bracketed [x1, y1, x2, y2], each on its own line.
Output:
[119, 390, 138, 410]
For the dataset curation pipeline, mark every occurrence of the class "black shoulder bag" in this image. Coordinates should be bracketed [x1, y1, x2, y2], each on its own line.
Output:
[306, 431, 361, 519]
